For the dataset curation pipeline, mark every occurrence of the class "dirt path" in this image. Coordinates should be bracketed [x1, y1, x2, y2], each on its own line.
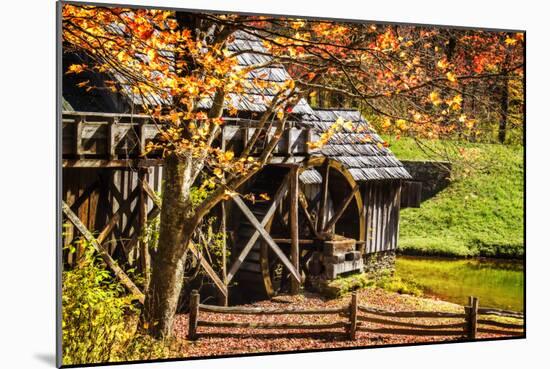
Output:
[171, 288, 522, 358]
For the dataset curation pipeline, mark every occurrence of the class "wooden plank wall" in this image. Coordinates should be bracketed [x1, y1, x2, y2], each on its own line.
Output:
[363, 181, 402, 254]
[62, 166, 163, 266]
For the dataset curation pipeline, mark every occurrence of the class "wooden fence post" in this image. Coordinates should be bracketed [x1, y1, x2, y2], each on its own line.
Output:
[468, 296, 479, 339]
[349, 292, 358, 340]
[188, 290, 200, 340]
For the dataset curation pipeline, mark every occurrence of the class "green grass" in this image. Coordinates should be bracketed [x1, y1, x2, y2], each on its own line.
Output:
[385, 136, 524, 259]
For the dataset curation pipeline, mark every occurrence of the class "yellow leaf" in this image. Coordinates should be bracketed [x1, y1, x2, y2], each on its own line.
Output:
[259, 193, 271, 201]
[67, 64, 86, 74]
[437, 59, 449, 69]
[396, 119, 408, 130]
[452, 94, 463, 105]
[224, 151, 234, 161]
[429, 91, 441, 106]
[505, 37, 517, 45]
[446, 72, 457, 82]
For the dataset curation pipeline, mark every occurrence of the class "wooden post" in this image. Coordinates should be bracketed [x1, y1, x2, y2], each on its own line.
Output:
[318, 160, 330, 232]
[349, 292, 358, 340]
[138, 168, 151, 292]
[290, 166, 300, 295]
[467, 296, 479, 340]
[75, 116, 84, 158]
[218, 200, 229, 306]
[107, 117, 116, 160]
[188, 290, 200, 340]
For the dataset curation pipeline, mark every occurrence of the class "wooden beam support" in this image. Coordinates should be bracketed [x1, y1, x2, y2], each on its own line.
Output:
[132, 185, 228, 298]
[122, 206, 160, 264]
[62, 201, 144, 303]
[219, 200, 228, 306]
[323, 184, 360, 234]
[142, 179, 162, 208]
[62, 159, 163, 168]
[188, 243, 228, 298]
[226, 176, 290, 283]
[298, 190, 321, 239]
[231, 194, 301, 283]
[289, 166, 300, 295]
[138, 169, 151, 291]
[317, 159, 330, 232]
[96, 210, 121, 245]
[70, 179, 100, 214]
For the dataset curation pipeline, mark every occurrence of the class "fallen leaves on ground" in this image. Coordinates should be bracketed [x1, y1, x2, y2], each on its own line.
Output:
[171, 288, 523, 358]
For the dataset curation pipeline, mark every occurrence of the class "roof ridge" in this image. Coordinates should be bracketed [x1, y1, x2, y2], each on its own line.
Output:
[312, 107, 361, 112]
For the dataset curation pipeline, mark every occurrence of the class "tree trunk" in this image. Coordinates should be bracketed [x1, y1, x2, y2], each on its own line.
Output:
[142, 153, 194, 338]
[498, 75, 509, 144]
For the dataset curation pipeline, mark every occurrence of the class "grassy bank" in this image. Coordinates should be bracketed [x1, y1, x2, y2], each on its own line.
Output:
[386, 137, 524, 258]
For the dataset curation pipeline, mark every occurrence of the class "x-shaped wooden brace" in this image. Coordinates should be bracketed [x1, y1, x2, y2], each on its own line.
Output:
[226, 175, 301, 284]
[140, 180, 228, 298]
[62, 201, 145, 303]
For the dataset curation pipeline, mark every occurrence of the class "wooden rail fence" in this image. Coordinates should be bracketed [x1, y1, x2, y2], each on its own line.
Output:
[187, 291, 524, 341]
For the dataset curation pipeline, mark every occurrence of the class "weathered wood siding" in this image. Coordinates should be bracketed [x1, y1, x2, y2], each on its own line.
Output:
[62, 166, 162, 266]
[363, 181, 401, 254]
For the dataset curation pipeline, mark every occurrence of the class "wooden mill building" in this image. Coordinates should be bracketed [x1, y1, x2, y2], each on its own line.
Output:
[60, 30, 413, 303]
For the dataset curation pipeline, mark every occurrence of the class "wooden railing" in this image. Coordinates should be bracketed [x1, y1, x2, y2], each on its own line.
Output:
[187, 290, 524, 341]
[61, 111, 320, 166]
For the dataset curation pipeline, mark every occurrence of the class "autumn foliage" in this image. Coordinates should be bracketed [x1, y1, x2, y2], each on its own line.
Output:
[61, 3, 524, 339]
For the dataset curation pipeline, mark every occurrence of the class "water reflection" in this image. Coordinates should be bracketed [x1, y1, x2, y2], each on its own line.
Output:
[395, 256, 524, 312]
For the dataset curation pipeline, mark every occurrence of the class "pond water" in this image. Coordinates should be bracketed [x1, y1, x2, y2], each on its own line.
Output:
[395, 256, 524, 312]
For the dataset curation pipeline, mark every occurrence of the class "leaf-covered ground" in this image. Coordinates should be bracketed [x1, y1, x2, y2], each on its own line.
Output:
[171, 288, 523, 358]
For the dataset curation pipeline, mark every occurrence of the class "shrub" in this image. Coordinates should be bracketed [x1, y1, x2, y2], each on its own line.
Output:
[62, 241, 136, 366]
[375, 273, 423, 297]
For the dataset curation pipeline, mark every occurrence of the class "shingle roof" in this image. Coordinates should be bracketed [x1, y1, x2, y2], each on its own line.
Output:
[197, 31, 314, 114]
[299, 109, 412, 183]
[65, 28, 410, 182]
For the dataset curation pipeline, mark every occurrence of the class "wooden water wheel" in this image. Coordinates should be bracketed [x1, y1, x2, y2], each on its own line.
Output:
[229, 158, 365, 299]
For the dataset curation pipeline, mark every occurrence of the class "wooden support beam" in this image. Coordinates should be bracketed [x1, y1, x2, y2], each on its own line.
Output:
[96, 210, 121, 245]
[133, 186, 228, 299]
[219, 200, 228, 306]
[62, 201, 144, 303]
[75, 116, 84, 158]
[226, 176, 290, 283]
[70, 179, 100, 214]
[122, 206, 160, 265]
[289, 166, 300, 295]
[231, 194, 301, 283]
[323, 185, 360, 234]
[188, 243, 228, 298]
[317, 159, 330, 232]
[107, 117, 116, 160]
[138, 169, 151, 291]
[298, 190, 321, 239]
[63, 159, 163, 168]
[272, 238, 314, 244]
[142, 179, 162, 208]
